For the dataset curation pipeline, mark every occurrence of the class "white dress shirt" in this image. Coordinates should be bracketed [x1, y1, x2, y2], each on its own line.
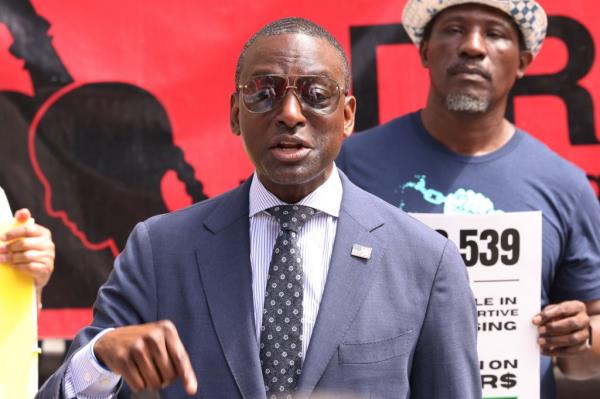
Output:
[249, 167, 341, 357]
[63, 167, 342, 398]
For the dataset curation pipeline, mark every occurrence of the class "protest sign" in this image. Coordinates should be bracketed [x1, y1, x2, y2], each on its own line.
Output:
[412, 212, 542, 399]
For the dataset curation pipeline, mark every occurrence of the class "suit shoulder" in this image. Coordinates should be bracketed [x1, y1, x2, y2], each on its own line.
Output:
[343, 176, 448, 250]
[376, 193, 447, 246]
[346, 183, 462, 283]
[142, 184, 246, 233]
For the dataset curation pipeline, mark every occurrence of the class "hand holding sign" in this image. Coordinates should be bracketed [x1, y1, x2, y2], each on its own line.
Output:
[0, 208, 55, 309]
[412, 211, 542, 398]
[533, 300, 592, 356]
[0, 209, 40, 397]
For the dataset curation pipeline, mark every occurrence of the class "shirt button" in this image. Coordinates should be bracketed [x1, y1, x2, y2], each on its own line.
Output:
[101, 378, 109, 386]
[84, 372, 92, 382]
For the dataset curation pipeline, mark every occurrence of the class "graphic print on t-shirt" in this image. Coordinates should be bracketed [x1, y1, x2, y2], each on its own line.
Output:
[399, 175, 503, 215]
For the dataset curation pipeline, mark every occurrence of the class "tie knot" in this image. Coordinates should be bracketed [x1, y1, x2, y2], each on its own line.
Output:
[267, 205, 317, 233]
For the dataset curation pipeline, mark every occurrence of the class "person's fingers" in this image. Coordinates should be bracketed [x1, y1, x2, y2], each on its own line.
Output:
[538, 312, 589, 338]
[540, 339, 590, 357]
[2, 255, 52, 273]
[95, 330, 147, 392]
[162, 321, 197, 395]
[145, 329, 177, 386]
[0, 235, 55, 286]
[13, 208, 31, 223]
[535, 301, 591, 357]
[120, 357, 147, 393]
[4, 235, 54, 253]
[0, 249, 9, 262]
[93, 322, 196, 394]
[130, 340, 163, 389]
[532, 311, 546, 325]
[538, 326, 590, 349]
[2, 251, 53, 281]
[533, 301, 584, 325]
[4, 249, 51, 265]
[1, 223, 50, 242]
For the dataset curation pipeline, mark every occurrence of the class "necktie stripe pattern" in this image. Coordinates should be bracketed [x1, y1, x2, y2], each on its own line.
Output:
[260, 205, 316, 398]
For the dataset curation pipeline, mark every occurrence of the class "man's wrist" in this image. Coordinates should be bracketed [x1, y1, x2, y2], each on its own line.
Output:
[90, 328, 115, 371]
[64, 329, 121, 397]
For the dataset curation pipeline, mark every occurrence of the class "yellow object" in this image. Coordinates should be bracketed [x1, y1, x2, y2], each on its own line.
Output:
[0, 218, 38, 398]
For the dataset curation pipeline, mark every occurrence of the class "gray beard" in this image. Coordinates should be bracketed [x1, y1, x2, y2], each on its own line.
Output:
[446, 94, 490, 113]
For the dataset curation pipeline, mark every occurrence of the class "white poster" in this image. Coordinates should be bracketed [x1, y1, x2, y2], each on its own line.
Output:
[412, 211, 542, 399]
[0, 188, 11, 220]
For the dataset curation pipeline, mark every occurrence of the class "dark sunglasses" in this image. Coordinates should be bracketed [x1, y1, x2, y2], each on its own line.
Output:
[237, 74, 348, 115]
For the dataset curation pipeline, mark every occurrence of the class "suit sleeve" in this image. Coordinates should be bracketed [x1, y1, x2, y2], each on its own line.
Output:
[36, 221, 158, 399]
[410, 240, 481, 398]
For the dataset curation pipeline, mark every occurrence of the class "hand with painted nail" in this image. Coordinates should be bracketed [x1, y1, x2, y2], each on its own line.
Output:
[0, 208, 55, 309]
[94, 320, 198, 395]
[532, 300, 591, 357]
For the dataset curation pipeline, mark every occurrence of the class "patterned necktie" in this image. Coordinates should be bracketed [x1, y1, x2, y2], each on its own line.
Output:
[260, 205, 316, 398]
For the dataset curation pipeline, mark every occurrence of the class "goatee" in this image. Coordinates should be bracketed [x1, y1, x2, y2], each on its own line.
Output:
[446, 94, 489, 113]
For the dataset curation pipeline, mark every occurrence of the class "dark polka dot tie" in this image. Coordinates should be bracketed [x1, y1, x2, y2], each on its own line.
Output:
[260, 205, 316, 398]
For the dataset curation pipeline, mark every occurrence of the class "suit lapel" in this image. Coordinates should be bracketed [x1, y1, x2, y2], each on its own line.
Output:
[298, 174, 385, 394]
[195, 179, 266, 399]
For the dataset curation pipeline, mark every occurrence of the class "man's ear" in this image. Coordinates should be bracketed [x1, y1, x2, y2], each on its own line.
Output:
[343, 95, 357, 138]
[230, 93, 241, 135]
[419, 41, 429, 68]
[516, 51, 534, 79]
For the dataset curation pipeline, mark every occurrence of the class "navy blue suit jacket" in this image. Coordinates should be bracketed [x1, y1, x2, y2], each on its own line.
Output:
[37, 171, 481, 398]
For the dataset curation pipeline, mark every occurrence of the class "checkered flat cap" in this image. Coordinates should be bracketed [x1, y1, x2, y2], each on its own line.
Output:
[402, 0, 548, 57]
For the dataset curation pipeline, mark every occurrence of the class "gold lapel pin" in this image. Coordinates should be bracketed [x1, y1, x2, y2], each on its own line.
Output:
[351, 244, 372, 260]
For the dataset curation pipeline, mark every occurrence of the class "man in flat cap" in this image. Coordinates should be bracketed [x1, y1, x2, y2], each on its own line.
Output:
[338, 1, 600, 397]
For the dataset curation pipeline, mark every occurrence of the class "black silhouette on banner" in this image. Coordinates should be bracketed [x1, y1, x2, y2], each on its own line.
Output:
[0, 0, 207, 308]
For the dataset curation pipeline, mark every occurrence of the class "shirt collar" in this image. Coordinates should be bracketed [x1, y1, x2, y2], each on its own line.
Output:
[249, 165, 342, 218]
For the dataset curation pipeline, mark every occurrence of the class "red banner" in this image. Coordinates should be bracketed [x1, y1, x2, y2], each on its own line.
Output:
[0, 0, 597, 338]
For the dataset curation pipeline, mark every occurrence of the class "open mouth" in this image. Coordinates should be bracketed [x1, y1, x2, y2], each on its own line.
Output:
[270, 140, 311, 162]
[276, 141, 305, 150]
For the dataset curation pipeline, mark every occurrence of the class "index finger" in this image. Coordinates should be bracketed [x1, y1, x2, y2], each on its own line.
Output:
[534, 302, 584, 325]
[5, 234, 55, 253]
[162, 322, 197, 395]
[1, 224, 46, 242]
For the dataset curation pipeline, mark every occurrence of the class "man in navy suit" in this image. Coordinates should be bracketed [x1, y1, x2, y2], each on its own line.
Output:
[37, 17, 480, 398]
